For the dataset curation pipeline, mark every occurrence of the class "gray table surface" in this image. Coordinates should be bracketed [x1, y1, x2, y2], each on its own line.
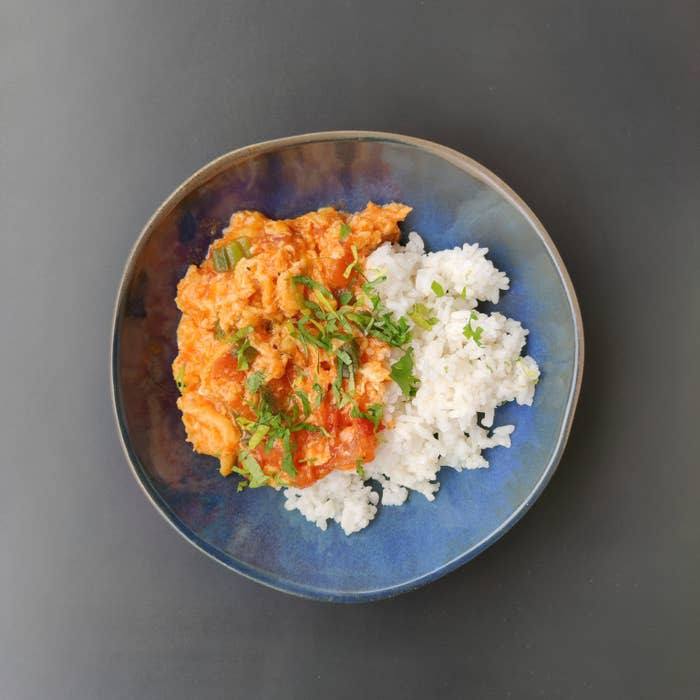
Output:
[3, 1, 699, 698]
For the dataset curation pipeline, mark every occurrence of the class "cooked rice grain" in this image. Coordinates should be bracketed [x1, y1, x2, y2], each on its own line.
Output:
[284, 233, 539, 534]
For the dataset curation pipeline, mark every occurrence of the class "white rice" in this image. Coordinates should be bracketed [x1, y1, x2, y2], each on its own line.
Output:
[283, 233, 540, 535]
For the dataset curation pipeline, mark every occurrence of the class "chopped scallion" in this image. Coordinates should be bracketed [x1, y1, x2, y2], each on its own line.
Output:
[212, 247, 230, 271]
[431, 280, 445, 297]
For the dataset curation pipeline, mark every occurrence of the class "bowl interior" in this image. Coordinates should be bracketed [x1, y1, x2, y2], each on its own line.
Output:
[113, 134, 580, 601]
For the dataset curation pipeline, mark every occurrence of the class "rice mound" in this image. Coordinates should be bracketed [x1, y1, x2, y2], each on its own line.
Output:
[284, 233, 540, 534]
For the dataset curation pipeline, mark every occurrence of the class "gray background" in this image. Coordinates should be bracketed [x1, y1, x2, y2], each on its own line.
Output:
[2, 1, 699, 698]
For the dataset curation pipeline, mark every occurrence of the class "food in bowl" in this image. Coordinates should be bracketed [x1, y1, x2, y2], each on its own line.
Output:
[172, 202, 539, 534]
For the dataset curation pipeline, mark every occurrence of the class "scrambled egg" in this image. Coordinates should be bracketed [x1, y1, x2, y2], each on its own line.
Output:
[172, 202, 411, 488]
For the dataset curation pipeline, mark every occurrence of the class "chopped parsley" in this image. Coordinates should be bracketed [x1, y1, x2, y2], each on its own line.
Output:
[246, 371, 266, 394]
[408, 303, 438, 330]
[355, 458, 366, 479]
[215, 322, 253, 345]
[339, 222, 352, 241]
[390, 349, 419, 397]
[294, 390, 311, 417]
[229, 269, 418, 482]
[230, 325, 254, 343]
[351, 403, 383, 431]
[235, 337, 257, 370]
[338, 290, 353, 306]
[292, 275, 333, 298]
[463, 311, 484, 347]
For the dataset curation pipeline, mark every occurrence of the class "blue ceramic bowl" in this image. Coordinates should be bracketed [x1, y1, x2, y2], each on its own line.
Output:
[111, 131, 583, 602]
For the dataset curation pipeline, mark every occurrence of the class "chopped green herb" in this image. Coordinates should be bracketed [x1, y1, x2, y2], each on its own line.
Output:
[342, 244, 360, 279]
[366, 312, 411, 347]
[175, 365, 186, 393]
[338, 290, 353, 306]
[236, 338, 258, 371]
[292, 275, 333, 298]
[462, 312, 484, 346]
[390, 349, 419, 397]
[339, 222, 352, 241]
[332, 339, 360, 400]
[295, 316, 331, 351]
[312, 383, 324, 408]
[355, 458, 366, 479]
[281, 431, 296, 477]
[351, 403, 383, 431]
[236, 480, 248, 493]
[291, 422, 330, 437]
[294, 390, 311, 417]
[230, 325, 253, 344]
[431, 280, 445, 297]
[460, 287, 468, 300]
[336, 348, 352, 365]
[236, 415, 255, 429]
[248, 424, 270, 449]
[408, 303, 438, 330]
[216, 322, 254, 346]
[246, 371, 266, 394]
[241, 453, 268, 488]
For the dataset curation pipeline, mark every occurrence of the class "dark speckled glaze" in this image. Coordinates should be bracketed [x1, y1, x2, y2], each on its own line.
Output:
[111, 132, 583, 602]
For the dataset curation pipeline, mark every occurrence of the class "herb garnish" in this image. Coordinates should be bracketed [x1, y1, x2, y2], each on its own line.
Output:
[408, 303, 438, 330]
[239, 453, 268, 488]
[292, 275, 334, 298]
[463, 311, 484, 347]
[235, 337, 257, 370]
[245, 371, 266, 394]
[431, 280, 445, 297]
[339, 222, 352, 241]
[342, 244, 360, 279]
[351, 403, 383, 431]
[390, 349, 419, 397]
[229, 268, 419, 480]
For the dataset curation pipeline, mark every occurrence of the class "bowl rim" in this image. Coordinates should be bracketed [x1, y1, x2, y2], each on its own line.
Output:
[110, 130, 584, 603]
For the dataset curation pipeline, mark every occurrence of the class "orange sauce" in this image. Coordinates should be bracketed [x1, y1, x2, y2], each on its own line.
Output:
[172, 202, 411, 488]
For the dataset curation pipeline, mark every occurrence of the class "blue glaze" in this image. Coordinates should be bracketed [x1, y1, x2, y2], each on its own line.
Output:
[111, 132, 583, 602]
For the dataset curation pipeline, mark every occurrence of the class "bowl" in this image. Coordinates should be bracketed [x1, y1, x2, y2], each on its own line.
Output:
[111, 131, 583, 602]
